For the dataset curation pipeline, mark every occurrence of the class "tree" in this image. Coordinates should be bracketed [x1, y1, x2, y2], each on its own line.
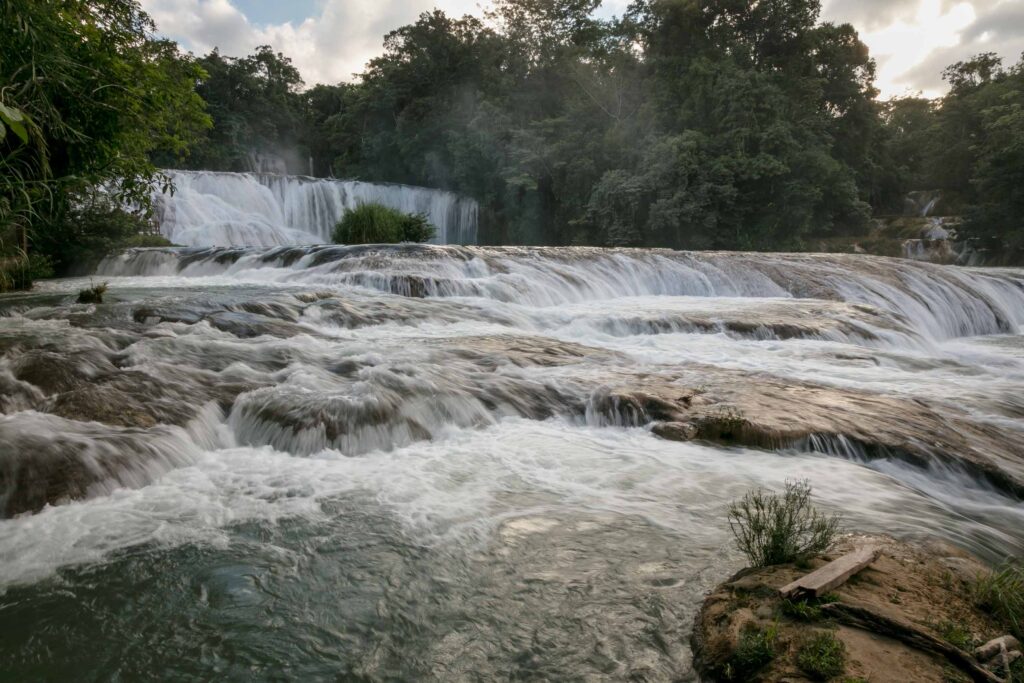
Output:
[178, 46, 306, 172]
[1, 0, 209, 276]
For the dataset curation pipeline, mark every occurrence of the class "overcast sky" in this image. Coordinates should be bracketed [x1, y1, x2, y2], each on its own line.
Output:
[141, 0, 1024, 99]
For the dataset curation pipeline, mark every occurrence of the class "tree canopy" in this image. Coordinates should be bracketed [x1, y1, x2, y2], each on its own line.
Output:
[3, 0, 1022, 263]
[0, 0, 209, 267]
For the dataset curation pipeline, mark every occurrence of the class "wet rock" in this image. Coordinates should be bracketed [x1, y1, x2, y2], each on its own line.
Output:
[10, 350, 116, 394]
[38, 363, 260, 430]
[204, 311, 311, 339]
[0, 413, 199, 518]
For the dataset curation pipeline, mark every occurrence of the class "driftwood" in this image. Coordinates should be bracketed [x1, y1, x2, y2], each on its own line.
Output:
[821, 602, 1003, 683]
[779, 546, 880, 599]
[976, 635, 1021, 662]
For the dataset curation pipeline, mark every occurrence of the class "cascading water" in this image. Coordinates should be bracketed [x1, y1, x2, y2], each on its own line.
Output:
[153, 170, 479, 247]
[3, 243, 1024, 680]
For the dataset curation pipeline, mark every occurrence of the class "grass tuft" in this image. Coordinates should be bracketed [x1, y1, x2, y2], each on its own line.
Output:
[974, 560, 1024, 641]
[721, 622, 779, 681]
[797, 630, 847, 681]
[935, 620, 974, 651]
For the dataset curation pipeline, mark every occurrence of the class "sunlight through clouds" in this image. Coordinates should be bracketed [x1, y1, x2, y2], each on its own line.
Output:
[863, 0, 977, 98]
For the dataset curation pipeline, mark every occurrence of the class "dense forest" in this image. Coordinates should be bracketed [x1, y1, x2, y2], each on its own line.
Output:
[2, 0, 1023, 282]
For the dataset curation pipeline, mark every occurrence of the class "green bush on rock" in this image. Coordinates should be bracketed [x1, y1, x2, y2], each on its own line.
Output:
[332, 203, 435, 245]
[728, 480, 841, 568]
[76, 282, 108, 304]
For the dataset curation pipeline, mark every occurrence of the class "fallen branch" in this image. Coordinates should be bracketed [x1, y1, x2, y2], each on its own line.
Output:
[821, 602, 1003, 683]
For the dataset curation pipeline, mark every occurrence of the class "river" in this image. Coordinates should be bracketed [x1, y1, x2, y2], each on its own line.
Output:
[2, 206, 1024, 679]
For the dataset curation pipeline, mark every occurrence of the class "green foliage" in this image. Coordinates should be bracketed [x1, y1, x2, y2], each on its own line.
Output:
[1, 0, 209, 273]
[170, 46, 306, 172]
[76, 282, 108, 305]
[0, 250, 54, 292]
[781, 597, 828, 622]
[332, 203, 436, 244]
[935, 620, 974, 651]
[173, 2, 1023, 256]
[797, 631, 847, 681]
[182, 0, 880, 249]
[728, 480, 842, 568]
[974, 560, 1024, 641]
[32, 195, 159, 275]
[720, 623, 779, 681]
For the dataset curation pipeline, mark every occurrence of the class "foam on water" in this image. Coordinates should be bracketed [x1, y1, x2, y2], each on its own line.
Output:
[3, 420, 1021, 592]
[5, 243, 1024, 680]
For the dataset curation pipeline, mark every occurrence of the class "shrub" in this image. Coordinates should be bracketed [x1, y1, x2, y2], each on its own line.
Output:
[31, 194, 160, 275]
[332, 202, 436, 244]
[728, 479, 841, 567]
[782, 598, 824, 622]
[0, 252, 54, 292]
[722, 623, 779, 681]
[76, 282, 108, 304]
[797, 631, 846, 681]
[974, 560, 1024, 640]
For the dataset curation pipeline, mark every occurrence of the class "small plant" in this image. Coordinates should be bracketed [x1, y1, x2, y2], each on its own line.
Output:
[77, 281, 108, 304]
[722, 622, 779, 681]
[332, 202, 436, 244]
[728, 479, 842, 567]
[782, 597, 824, 622]
[936, 620, 974, 651]
[974, 560, 1024, 640]
[797, 631, 847, 681]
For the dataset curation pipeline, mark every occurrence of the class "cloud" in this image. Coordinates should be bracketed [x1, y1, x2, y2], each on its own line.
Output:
[822, 0, 1024, 98]
[141, 0, 480, 85]
[143, 0, 1024, 97]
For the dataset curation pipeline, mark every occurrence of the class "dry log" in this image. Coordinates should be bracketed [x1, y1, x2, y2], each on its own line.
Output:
[976, 635, 1021, 662]
[821, 602, 1003, 683]
[779, 546, 880, 599]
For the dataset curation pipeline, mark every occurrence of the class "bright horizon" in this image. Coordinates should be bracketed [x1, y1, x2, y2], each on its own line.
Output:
[141, 0, 1024, 100]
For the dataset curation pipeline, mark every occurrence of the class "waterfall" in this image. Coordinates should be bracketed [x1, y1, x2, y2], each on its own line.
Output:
[154, 170, 479, 247]
[99, 244, 1024, 342]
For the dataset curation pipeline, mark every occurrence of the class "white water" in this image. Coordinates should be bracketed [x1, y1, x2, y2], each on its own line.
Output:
[153, 170, 479, 247]
[3, 244, 1024, 680]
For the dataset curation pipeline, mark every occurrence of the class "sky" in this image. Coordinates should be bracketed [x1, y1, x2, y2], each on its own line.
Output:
[140, 0, 1024, 99]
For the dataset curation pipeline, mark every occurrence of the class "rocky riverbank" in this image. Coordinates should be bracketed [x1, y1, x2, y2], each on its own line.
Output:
[692, 534, 1022, 682]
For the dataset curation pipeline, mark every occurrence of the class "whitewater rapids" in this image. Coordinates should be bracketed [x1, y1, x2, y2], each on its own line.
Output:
[1, 244, 1023, 680]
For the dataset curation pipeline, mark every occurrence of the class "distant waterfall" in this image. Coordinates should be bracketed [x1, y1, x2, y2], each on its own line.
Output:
[154, 170, 479, 247]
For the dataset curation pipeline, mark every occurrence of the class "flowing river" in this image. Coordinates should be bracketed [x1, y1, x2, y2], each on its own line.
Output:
[2, 240, 1024, 680]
